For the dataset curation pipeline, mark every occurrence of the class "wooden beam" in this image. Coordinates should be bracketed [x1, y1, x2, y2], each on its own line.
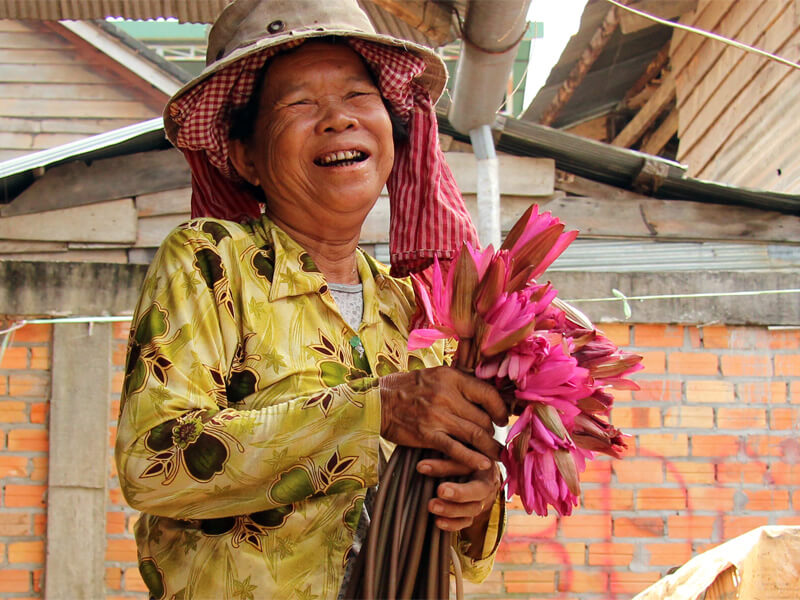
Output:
[620, 41, 671, 109]
[445, 153, 555, 196]
[367, 0, 454, 46]
[0, 199, 137, 243]
[612, 72, 675, 147]
[640, 108, 679, 155]
[2, 149, 190, 217]
[539, 2, 622, 126]
[555, 170, 653, 202]
[619, 0, 697, 34]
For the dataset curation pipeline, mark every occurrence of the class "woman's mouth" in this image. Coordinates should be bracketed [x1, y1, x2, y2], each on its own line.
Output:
[314, 149, 369, 167]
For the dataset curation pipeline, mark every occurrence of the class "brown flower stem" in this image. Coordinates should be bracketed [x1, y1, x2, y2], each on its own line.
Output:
[397, 460, 424, 575]
[439, 529, 451, 599]
[365, 448, 400, 599]
[376, 456, 403, 600]
[426, 519, 441, 599]
[398, 473, 435, 599]
[389, 447, 418, 599]
[455, 337, 473, 372]
[450, 546, 464, 600]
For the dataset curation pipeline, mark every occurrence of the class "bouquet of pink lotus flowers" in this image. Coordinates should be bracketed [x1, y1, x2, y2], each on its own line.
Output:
[349, 204, 642, 599]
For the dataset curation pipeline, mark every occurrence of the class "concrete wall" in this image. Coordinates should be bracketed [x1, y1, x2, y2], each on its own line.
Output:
[0, 262, 798, 598]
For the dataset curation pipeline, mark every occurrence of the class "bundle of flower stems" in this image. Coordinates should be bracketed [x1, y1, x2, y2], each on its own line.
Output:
[349, 204, 643, 599]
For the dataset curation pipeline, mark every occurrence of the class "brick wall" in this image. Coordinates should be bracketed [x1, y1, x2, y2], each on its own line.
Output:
[0, 324, 50, 598]
[1, 322, 798, 598]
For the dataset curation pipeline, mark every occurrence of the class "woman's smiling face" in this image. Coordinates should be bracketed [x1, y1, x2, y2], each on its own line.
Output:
[231, 41, 395, 236]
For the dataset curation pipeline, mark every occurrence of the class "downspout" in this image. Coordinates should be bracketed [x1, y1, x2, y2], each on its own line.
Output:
[448, 0, 532, 248]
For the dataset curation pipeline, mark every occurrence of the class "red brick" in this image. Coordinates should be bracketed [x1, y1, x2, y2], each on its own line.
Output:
[560, 514, 611, 539]
[701, 326, 729, 349]
[503, 569, 556, 593]
[638, 433, 689, 458]
[0, 569, 30, 592]
[637, 487, 686, 510]
[666, 461, 715, 485]
[687, 380, 734, 404]
[692, 435, 740, 457]
[559, 569, 609, 593]
[614, 517, 664, 538]
[8, 374, 48, 397]
[612, 406, 661, 429]
[8, 541, 44, 564]
[0, 347, 27, 369]
[12, 324, 51, 342]
[634, 325, 684, 347]
[721, 355, 772, 377]
[495, 540, 532, 564]
[462, 569, 502, 595]
[588, 542, 634, 566]
[582, 488, 634, 511]
[771, 408, 799, 430]
[778, 514, 800, 526]
[0, 401, 26, 423]
[7, 429, 48, 452]
[0, 375, 6, 396]
[533, 541, 584, 565]
[112, 371, 124, 394]
[29, 403, 47, 425]
[599, 323, 629, 347]
[726, 328, 769, 350]
[108, 487, 126, 506]
[113, 320, 131, 341]
[775, 355, 800, 376]
[722, 515, 768, 538]
[581, 458, 612, 484]
[0, 456, 27, 479]
[767, 462, 800, 486]
[744, 489, 790, 511]
[769, 330, 800, 350]
[717, 407, 767, 429]
[29, 457, 47, 482]
[112, 341, 128, 368]
[717, 461, 767, 484]
[795, 491, 800, 511]
[609, 572, 661, 594]
[507, 513, 557, 538]
[639, 351, 666, 374]
[663, 406, 713, 428]
[738, 381, 787, 404]
[793, 382, 800, 404]
[646, 542, 692, 566]
[633, 380, 682, 402]
[669, 352, 718, 375]
[4, 485, 45, 508]
[667, 515, 717, 539]
[745, 435, 787, 458]
[105, 538, 139, 563]
[33, 514, 46, 536]
[28, 347, 49, 370]
[0, 513, 31, 536]
[688, 326, 702, 348]
[124, 567, 150, 592]
[687, 487, 735, 511]
[106, 567, 122, 590]
[614, 459, 663, 484]
[106, 511, 126, 535]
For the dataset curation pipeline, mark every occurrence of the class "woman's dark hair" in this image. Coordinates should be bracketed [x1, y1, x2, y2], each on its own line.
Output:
[229, 36, 409, 146]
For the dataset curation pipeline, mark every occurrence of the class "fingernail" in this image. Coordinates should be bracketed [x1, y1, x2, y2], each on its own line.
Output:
[443, 487, 454, 498]
[481, 459, 492, 470]
[419, 464, 432, 474]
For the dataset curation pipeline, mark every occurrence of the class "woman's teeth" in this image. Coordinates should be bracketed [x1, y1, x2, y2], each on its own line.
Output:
[316, 150, 367, 166]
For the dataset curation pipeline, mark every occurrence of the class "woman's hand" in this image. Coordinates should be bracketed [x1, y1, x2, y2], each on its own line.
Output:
[379, 366, 508, 472]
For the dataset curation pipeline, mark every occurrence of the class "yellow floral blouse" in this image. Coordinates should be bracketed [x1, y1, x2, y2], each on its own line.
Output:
[115, 215, 503, 600]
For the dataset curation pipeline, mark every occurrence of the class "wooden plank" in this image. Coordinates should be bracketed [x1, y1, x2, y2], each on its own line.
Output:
[640, 108, 678, 155]
[3, 149, 191, 217]
[136, 187, 192, 217]
[0, 20, 36, 32]
[369, 0, 454, 45]
[0, 199, 137, 243]
[679, 25, 800, 175]
[0, 64, 111, 84]
[0, 241, 66, 253]
[0, 149, 28, 161]
[445, 153, 555, 196]
[0, 82, 140, 101]
[679, 4, 796, 151]
[0, 48, 80, 63]
[0, 249, 128, 263]
[135, 214, 189, 248]
[554, 171, 654, 202]
[0, 131, 86, 151]
[620, 0, 697, 34]
[0, 131, 32, 150]
[564, 115, 609, 141]
[0, 98, 157, 119]
[670, 0, 732, 75]
[611, 73, 675, 147]
[39, 118, 142, 134]
[0, 31, 70, 49]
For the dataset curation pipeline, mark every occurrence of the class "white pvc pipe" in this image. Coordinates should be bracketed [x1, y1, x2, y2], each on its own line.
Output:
[469, 125, 501, 249]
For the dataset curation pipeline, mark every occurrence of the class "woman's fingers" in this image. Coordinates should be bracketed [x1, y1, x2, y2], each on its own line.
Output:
[454, 370, 509, 427]
[416, 458, 473, 478]
[424, 429, 493, 472]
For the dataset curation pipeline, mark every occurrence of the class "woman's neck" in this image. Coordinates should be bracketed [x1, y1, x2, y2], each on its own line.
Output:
[268, 212, 361, 284]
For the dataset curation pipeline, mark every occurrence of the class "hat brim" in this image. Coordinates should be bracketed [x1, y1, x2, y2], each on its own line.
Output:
[163, 29, 446, 145]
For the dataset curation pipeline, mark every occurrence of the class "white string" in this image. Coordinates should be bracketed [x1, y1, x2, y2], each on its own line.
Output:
[0, 320, 27, 335]
[568, 288, 800, 303]
[605, 0, 800, 71]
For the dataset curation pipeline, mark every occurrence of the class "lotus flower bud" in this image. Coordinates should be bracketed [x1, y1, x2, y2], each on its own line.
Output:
[449, 243, 479, 339]
[475, 252, 508, 315]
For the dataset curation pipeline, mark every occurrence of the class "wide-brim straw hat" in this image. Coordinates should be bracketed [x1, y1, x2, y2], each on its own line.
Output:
[163, 0, 448, 145]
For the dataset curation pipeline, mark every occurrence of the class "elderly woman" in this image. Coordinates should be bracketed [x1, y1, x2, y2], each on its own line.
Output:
[116, 1, 507, 598]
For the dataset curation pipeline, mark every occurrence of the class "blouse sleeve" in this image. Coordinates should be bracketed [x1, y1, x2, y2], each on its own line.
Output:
[115, 224, 381, 520]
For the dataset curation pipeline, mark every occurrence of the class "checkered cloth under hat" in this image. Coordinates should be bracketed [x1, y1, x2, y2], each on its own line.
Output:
[168, 38, 478, 277]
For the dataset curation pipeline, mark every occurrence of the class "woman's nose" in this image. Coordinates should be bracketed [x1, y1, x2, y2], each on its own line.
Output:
[316, 99, 358, 134]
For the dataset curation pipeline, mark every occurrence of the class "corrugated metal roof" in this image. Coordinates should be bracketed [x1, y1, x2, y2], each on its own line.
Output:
[0, 0, 230, 23]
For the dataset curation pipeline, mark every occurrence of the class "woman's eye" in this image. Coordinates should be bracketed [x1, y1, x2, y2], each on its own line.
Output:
[288, 99, 312, 106]
[348, 91, 374, 99]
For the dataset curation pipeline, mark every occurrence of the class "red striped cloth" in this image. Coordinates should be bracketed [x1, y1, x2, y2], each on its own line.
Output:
[168, 38, 478, 277]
